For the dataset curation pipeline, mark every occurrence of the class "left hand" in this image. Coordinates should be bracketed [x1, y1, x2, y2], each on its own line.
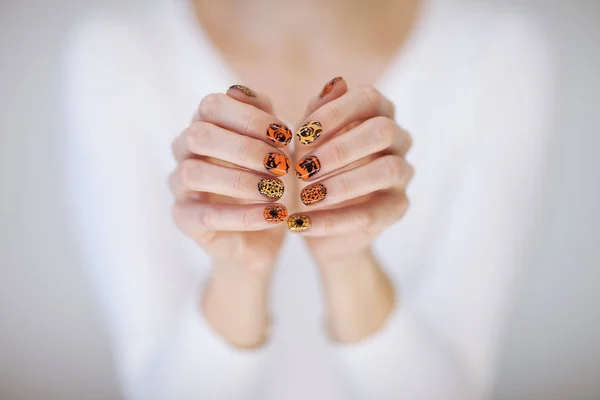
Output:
[289, 80, 414, 266]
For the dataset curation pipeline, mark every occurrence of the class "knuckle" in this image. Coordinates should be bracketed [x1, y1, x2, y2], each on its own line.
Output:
[238, 208, 252, 229]
[357, 84, 381, 113]
[405, 162, 415, 182]
[197, 207, 217, 229]
[231, 170, 245, 192]
[329, 140, 348, 166]
[328, 104, 343, 126]
[404, 130, 414, 152]
[371, 117, 397, 148]
[240, 109, 257, 135]
[380, 156, 404, 182]
[179, 159, 199, 189]
[185, 122, 209, 153]
[198, 93, 223, 120]
[397, 195, 410, 217]
[236, 141, 256, 165]
[335, 175, 352, 198]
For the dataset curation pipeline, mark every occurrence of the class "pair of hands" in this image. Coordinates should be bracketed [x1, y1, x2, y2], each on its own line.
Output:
[170, 77, 413, 273]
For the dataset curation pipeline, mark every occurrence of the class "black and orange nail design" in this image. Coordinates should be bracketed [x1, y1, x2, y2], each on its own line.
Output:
[266, 123, 292, 147]
[295, 156, 321, 180]
[264, 205, 288, 222]
[300, 183, 327, 205]
[320, 77, 342, 98]
[264, 153, 290, 176]
[258, 178, 284, 199]
[296, 120, 323, 145]
[287, 215, 311, 232]
[229, 84, 256, 97]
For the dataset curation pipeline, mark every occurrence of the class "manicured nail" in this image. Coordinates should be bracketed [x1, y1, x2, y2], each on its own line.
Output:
[266, 123, 292, 147]
[295, 156, 321, 180]
[264, 205, 288, 222]
[320, 76, 342, 98]
[229, 84, 256, 97]
[296, 120, 323, 145]
[287, 215, 311, 232]
[264, 153, 290, 176]
[258, 178, 284, 199]
[300, 183, 327, 205]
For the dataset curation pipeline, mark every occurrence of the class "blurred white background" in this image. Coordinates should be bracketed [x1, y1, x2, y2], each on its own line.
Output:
[1, 1, 599, 399]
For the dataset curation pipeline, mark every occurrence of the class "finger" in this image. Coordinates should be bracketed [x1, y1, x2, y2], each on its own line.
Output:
[298, 155, 413, 207]
[293, 117, 412, 181]
[193, 93, 293, 147]
[172, 122, 291, 176]
[286, 191, 409, 237]
[226, 84, 274, 114]
[173, 200, 288, 233]
[295, 84, 395, 146]
[304, 76, 348, 117]
[170, 158, 285, 201]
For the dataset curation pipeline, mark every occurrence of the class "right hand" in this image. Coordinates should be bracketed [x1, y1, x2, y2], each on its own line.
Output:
[170, 85, 293, 273]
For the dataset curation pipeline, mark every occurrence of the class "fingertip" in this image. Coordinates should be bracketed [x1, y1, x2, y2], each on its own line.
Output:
[228, 84, 257, 98]
[319, 76, 345, 99]
[304, 76, 348, 117]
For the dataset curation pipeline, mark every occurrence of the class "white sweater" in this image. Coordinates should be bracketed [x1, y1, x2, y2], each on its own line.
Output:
[63, 1, 553, 399]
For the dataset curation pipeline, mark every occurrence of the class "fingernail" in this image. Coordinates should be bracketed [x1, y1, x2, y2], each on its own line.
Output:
[287, 215, 311, 232]
[266, 123, 292, 147]
[229, 84, 256, 97]
[320, 76, 342, 98]
[264, 205, 288, 222]
[300, 183, 327, 205]
[296, 120, 323, 145]
[295, 156, 321, 180]
[258, 178, 284, 199]
[264, 153, 290, 176]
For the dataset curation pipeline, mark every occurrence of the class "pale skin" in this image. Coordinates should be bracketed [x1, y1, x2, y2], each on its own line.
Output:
[169, 0, 419, 348]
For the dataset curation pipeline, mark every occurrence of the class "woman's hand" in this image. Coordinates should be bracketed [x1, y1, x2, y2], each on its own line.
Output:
[290, 80, 414, 342]
[291, 82, 414, 264]
[169, 86, 293, 347]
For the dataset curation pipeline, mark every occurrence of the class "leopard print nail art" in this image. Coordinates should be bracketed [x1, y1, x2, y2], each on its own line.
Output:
[264, 205, 288, 222]
[295, 156, 321, 180]
[264, 153, 290, 176]
[266, 123, 292, 147]
[300, 183, 327, 205]
[229, 84, 256, 97]
[258, 178, 284, 199]
[320, 77, 342, 98]
[287, 215, 311, 232]
[296, 120, 323, 145]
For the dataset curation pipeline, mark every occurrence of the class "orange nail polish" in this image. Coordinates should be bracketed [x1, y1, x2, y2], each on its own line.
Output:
[264, 153, 290, 176]
[320, 76, 342, 98]
[266, 123, 292, 147]
[264, 205, 288, 222]
[295, 156, 321, 180]
[300, 183, 327, 205]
